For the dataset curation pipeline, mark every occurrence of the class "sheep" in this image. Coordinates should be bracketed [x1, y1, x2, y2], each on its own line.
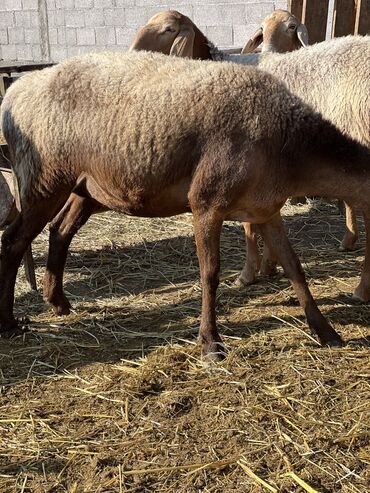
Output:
[130, 11, 369, 263]
[1, 51, 370, 361]
[233, 35, 370, 285]
[241, 9, 308, 53]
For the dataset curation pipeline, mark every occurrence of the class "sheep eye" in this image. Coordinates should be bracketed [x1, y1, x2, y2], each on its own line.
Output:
[163, 27, 176, 33]
[288, 24, 296, 31]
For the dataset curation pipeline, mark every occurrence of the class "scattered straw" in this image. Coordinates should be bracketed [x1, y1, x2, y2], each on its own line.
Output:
[0, 201, 369, 492]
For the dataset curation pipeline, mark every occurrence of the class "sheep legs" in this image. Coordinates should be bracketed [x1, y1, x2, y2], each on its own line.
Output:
[353, 215, 370, 302]
[193, 211, 225, 361]
[238, 223, 261, 285]
[340, 203, 358, 251]
[0, 200, 58, 333]
[238, 222, 278, 286]
[259, 215, 343, 346]
[43, 192, 98, 315]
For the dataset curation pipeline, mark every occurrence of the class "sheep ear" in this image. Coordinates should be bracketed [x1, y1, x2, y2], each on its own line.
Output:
[296, 24, 309, 47]
[241, 27, 263, 53]
[170, 27, 195, 58]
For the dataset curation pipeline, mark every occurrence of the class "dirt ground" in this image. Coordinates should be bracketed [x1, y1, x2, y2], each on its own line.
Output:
[0, 200, 369, 492]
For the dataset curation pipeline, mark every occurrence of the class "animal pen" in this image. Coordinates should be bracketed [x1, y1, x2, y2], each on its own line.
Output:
[0, 3, 369, 493]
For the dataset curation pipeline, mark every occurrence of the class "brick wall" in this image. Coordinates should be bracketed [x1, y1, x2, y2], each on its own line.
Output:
[0, 0, 288, 62]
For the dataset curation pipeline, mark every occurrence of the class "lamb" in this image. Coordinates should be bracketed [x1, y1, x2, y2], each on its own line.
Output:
[1, 51, 370, 361]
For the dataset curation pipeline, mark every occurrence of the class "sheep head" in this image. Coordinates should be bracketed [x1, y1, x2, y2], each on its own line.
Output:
[129, 10, 212, 60]
[242, 9, 309, 54]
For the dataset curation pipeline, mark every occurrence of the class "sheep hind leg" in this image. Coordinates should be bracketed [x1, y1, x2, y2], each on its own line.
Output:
[43, 192, 101, 315]
[237, 222, 261, 286]
[193, 210, 225, 361]
[259, 214, 343, 346]
[260, 240, 278, 277]
[0, 198, 63, 334]
[340, 203, 358, 251]
[353, 214, 370, 302]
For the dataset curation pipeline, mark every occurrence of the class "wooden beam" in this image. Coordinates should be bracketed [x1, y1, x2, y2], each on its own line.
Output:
[289, 0, 304, 20]
[354, 0, 370, 34]
[302, 0, 330, 43]
[332, 0, 356, 36]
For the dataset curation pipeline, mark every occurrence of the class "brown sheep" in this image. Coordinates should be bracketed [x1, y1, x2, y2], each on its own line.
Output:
[1, 51, 369, 361]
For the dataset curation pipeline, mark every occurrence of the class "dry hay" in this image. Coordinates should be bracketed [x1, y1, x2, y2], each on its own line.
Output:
[0, 200, 369, 492]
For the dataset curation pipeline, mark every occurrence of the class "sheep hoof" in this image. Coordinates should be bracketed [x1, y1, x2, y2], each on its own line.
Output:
[201, 341, 226, 364]
[339, 239, 358, 251]
[45, 295, 72, 316]
[0, 317, 29, 338]
[352, 286, 370, 303]
[235, 273, 256, 287]
[323, 338, 345, 348]
[53, 304, 71, 316]
[318, 331, 344, 348]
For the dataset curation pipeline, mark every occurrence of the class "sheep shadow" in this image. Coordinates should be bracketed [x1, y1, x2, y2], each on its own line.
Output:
[1, 200, 369, 388]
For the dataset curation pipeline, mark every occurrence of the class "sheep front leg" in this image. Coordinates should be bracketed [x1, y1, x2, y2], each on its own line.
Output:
[340, 203, 358, 251]
[237, 222, 261, 286]
[193, 211, 225, 361]
[259, 214, 343, 346]
[44, 192, 98, 315]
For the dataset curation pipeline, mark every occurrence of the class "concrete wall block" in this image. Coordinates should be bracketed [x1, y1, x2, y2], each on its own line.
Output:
[0, 12, 14, 29]
[194, 4, 246, 26]
[57, 27, 66, 44]
[48, 27, 57, 44]
[22, 0, 38, 9]
[115, 0, 135, 6]
[55, 0, 73, 8]
[29, 10, 39, 27]
[116, 26, 137, 46]
[85, 9, 104, 27]
[50, 44, 68, 61]
[15, 10, 32, 27]
[47, 9, 65, 27]
[75, 0, 94, 8]
[76, 27, 96, 45]
[274, 0, 288, 9]
[32, 43, 42, 59]
[67, 45, 96, 57]
[94, 0, 114, 7]
[24, 27, 39, 44]
[95, 26, 116, 45]
[2, 0, 22, 10]
[66, 27, 77, 45]
[17, 43, 33, 60]
[104, 8, 125, 26]
[46, 0, 56, 8]
[245, 2, 275, 24]
[206, 25, 233, 47]
[65, 10, 85, 27]
[2, 44, 17, 60]
[0, 28, 7, 43]
[8, 26, 25, 44]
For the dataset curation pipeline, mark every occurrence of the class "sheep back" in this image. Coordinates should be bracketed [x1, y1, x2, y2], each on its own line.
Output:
[1, 51, 312, 204]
